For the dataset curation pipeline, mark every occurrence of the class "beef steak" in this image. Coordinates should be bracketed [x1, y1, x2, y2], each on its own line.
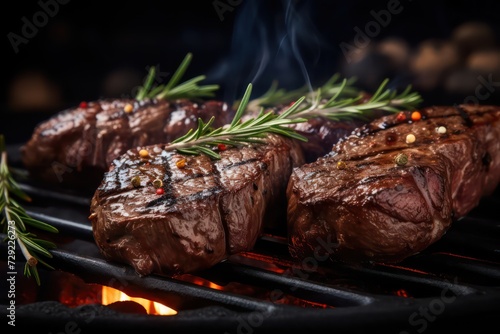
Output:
[90, 134, 304, 276]
[287, 104, 500, 264]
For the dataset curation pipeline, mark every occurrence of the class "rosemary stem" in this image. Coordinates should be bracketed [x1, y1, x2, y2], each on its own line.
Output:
[1, 152, 37, 267]
[388, 99, 410, 106]
[18, 238, 38, 267]
[165, 135, 234, 151]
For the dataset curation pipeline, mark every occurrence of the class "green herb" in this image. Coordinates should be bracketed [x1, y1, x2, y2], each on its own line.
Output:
[251, 75, 422, 121]
[293, 78, 422, 121]
[135, 52, 220, 101]
[248, 73, 359, 110]
[0, 135, 58, 286]
[166, 83, 308, 159]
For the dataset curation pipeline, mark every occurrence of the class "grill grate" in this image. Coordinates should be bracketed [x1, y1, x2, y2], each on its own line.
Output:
[2, 175, 500, 333]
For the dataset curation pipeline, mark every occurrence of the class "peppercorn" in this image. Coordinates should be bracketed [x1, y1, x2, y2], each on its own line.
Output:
[394, 153, 408, 166]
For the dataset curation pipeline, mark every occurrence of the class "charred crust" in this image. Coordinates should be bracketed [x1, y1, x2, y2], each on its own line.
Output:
[454, 105, 474, 127]
[482, 152, 492, 169]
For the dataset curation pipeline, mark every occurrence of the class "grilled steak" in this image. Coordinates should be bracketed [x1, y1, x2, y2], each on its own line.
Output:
[21, 98, 233, 190]
[89, 134, 304, 276]
[287, 104, 500, 264]
[289, 118, 367, 162]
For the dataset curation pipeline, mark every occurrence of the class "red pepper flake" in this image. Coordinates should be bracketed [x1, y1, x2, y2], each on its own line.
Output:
[217, 143, 227, 151]
[156, 188, 165, 195]
[411, 111, 422, 121]
[79, 101, 88, 109]
[396, 112, 406, 122]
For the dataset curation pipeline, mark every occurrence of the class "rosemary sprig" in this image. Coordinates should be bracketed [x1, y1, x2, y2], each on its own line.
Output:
[251, 76, 422, 121]
[246, 73, 359, 112]
[0, 135, 58, 286]
[135, 52, 220, 101]
[290, 78, 422, 121]
[166, 83, 308, 159]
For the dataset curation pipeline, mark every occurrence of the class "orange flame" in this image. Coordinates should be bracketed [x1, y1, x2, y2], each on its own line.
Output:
[101, 286, 177, 315]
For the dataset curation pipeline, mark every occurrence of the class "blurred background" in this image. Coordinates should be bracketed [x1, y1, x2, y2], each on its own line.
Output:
[2, 0, 500, 142]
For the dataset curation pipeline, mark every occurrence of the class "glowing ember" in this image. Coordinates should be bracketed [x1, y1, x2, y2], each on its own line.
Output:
[396, 289, 409, 298]
[101, 286, 177, 315]
[179, 275, 224, 290]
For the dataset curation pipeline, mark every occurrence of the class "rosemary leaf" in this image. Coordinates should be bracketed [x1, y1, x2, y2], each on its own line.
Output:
[135, 66, 156, 100]
[250, 74, 422, 123]
[288, 77, 422, 121]
[19, 236, 54, 258]
[165, 84, 307, 158]
[22, 217, 59, 233]
[136, 53, 220, 101]
[1, 134, 58, 286]
[24, 265, 41, 286]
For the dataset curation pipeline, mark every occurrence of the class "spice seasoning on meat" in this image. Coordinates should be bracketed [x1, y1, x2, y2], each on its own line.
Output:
[139, 149, 150, 159]
[131, 175, 141, 188]
[396, 112, 406, 122]
[406, 134, 416, 144]
[124, 103, 134, 113]
[176, 158, 186, 169]
[394, 153, 408, 166]
[411, 111, 422, 121]
[436, 126, 447, 134]
[337, 161, 347, 170]
[153, 178, 163, 188]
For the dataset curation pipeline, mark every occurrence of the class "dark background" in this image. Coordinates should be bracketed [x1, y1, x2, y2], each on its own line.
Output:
[3, 0, 500, 143]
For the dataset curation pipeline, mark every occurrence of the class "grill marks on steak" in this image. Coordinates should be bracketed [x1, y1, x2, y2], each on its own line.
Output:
[90, 135, 304, 276]
[21, 98, 232, 190]
[287, 105, 500, 264]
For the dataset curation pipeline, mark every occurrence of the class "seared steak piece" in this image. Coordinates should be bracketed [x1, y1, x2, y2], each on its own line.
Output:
[90, 134, 304, 276]
[21, 98, 233, 190]
[287, 104, 500, 264]
[289, 118, 367, 162]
